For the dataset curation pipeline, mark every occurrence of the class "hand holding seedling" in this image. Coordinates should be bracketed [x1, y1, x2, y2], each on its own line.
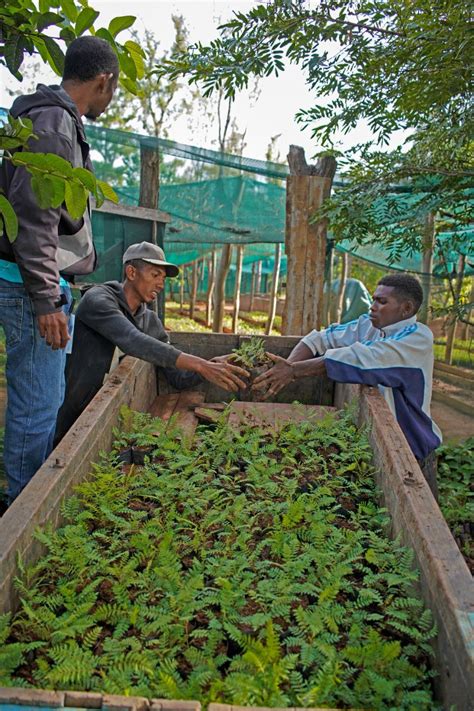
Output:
[252, 352, 294, 398]
[199, 360, 249, 392]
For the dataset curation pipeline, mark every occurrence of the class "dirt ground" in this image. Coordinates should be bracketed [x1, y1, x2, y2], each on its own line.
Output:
[431, 399, 474, 442]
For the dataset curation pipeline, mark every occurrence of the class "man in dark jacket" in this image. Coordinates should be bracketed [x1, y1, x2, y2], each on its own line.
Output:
[55, 242, 248, 442]
[0, 37, 118, 502]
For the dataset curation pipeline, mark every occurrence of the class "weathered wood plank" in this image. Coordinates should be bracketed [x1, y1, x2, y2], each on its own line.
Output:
[336, 382, 474, 709]
[228, 401, 336, 430]
[91, 199, 170, 224]
[0, 358, 156, 614]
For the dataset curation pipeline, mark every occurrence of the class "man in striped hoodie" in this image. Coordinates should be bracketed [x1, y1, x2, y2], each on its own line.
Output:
[254, 273, 441, 497]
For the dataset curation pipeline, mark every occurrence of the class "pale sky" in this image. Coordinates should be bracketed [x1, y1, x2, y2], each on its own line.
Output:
[0, 0, 407, 162]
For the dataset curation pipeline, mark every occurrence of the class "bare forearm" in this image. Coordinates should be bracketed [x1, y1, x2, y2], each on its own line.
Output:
[175, 352, 206, 374]
[291, 356, 327, 379]
[287, 341, 314, 363]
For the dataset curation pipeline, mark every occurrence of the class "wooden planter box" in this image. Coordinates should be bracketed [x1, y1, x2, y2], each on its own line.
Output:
[0, 334, 472, 710]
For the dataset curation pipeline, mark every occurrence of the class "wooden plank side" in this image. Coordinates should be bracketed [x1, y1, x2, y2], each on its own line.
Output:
[228, 401, 336, 430]
[172, 391, 206, 439]
[165, 334, 334, 406]
[0, 358, 157, 615]
[355, 386, 474, 709]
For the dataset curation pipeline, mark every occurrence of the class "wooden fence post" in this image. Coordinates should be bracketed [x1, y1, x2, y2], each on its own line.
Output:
[139, 140, 163, 318]
[249, 262, 257, 312]
[282, 146, 336, 335]
[420, 211, 436, 324]
[206, 249, 217, 327]
[213, 244, 233, 332]
[445, 254, 466, 364]
[232, 245, 245, 333]
[266, 243, 282, 335]
[335, 252, 349, 323]
[189, 258, 199, 319]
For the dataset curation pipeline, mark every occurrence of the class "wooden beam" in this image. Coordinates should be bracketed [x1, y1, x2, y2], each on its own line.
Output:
[265, 243, 282, 335]
[212, 244, 232, 332]
[420, 211, 435, 324]
[205, 250, 217, 327]
[232, 245, 244, 332]
[283, 146, 336, 335]
[91, 200, 170, 224]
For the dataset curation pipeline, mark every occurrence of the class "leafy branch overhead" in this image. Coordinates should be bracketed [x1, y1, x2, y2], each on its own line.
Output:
[157, 0, 473, 259]
[0, 1, 144, 239]
[0, 0, 144, 90]
[0, 115, 118, 241]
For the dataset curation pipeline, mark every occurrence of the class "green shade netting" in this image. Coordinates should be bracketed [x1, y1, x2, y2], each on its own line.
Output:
[1, 108, 472, 278]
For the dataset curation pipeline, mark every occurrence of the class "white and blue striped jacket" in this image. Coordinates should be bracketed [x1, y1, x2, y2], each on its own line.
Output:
[302, 314, 442, 460]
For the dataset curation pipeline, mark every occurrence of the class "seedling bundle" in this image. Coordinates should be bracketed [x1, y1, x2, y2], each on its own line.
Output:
[0, 407, 437, 709]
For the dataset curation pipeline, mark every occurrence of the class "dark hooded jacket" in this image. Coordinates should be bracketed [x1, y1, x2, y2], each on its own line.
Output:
[55, 281, 201, 442]
[0, 84, 96, 315]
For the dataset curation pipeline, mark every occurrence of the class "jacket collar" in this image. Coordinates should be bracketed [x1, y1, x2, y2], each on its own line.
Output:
[380, 315, 417, 338]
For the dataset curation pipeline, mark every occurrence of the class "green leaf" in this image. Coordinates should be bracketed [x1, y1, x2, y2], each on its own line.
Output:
[118, 49, 137, 81]
[44, 176, 66, 208]
[59, 26, 77, 44]
[42, 36, 65, 75]
[124, 40, 145, 79]
[64, 179, 88, 220]
[72, 167, 97, 192]
[0, 195, 19, 242]
[30, 174, 55, 209]
[60, 0, 78, 23]
[95, 27, 117, 50]
[39, 0, 51, 12]
[75, 7, 99, 37]
[4, 35, 24, 77]
[108, 15, 136, 39]
[11, 152, 73, 178]
[36, 12, 63, 32]
[96, 180, 118, 204]
[118, 75, 138, 96]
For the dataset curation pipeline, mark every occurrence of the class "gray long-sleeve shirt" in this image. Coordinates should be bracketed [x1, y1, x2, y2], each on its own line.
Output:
[76, 280, 182, 367]
[55, 281, 200, 442]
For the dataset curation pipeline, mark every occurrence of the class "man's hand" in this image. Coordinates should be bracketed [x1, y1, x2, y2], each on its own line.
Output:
[199, 360, 249, 392]
[252, 352, 294, 399]
[210, 353, 237, 364]
[37, 311, 69, 350]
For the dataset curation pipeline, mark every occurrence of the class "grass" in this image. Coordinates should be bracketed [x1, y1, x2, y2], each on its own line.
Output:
[433, 340, 473, 370]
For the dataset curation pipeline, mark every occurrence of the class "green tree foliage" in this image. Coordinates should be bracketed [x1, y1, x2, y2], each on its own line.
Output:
[0, 0, 146, 240]
[157, 0, 473, 258]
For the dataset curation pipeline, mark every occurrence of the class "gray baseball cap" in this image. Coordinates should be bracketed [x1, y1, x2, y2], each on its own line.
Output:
[122, 241, 179, 278]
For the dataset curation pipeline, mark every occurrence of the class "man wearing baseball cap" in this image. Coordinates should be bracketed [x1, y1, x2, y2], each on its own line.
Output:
[55, 242, 248, 441]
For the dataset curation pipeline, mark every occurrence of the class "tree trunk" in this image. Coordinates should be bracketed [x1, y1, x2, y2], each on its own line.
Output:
[249, 262, 256, 311]
[255, 260, 262, 295]
[335, 251, 348, 323]
[232, 245, 245, 332]
[458, 277, 473, 340]
[445, 254, 466, 364]
[419, 211, 436, 324]
[139, 143, 160, 208]
[266, 243, 282, 335]
[283, 146, 337, 335]
[324, 242, 334, 326]
[179, 268, 184, 310]
[213, 244, 233, 332]
[205, 249, 217, 327]
[139, 142, 162, 318]
[189, 259, 199, 319]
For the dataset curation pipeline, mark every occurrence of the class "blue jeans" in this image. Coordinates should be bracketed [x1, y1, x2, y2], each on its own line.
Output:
[0, 279, 72, 502]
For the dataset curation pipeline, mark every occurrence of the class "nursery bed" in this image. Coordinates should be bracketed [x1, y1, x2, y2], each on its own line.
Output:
[0, 334, 472, 709]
